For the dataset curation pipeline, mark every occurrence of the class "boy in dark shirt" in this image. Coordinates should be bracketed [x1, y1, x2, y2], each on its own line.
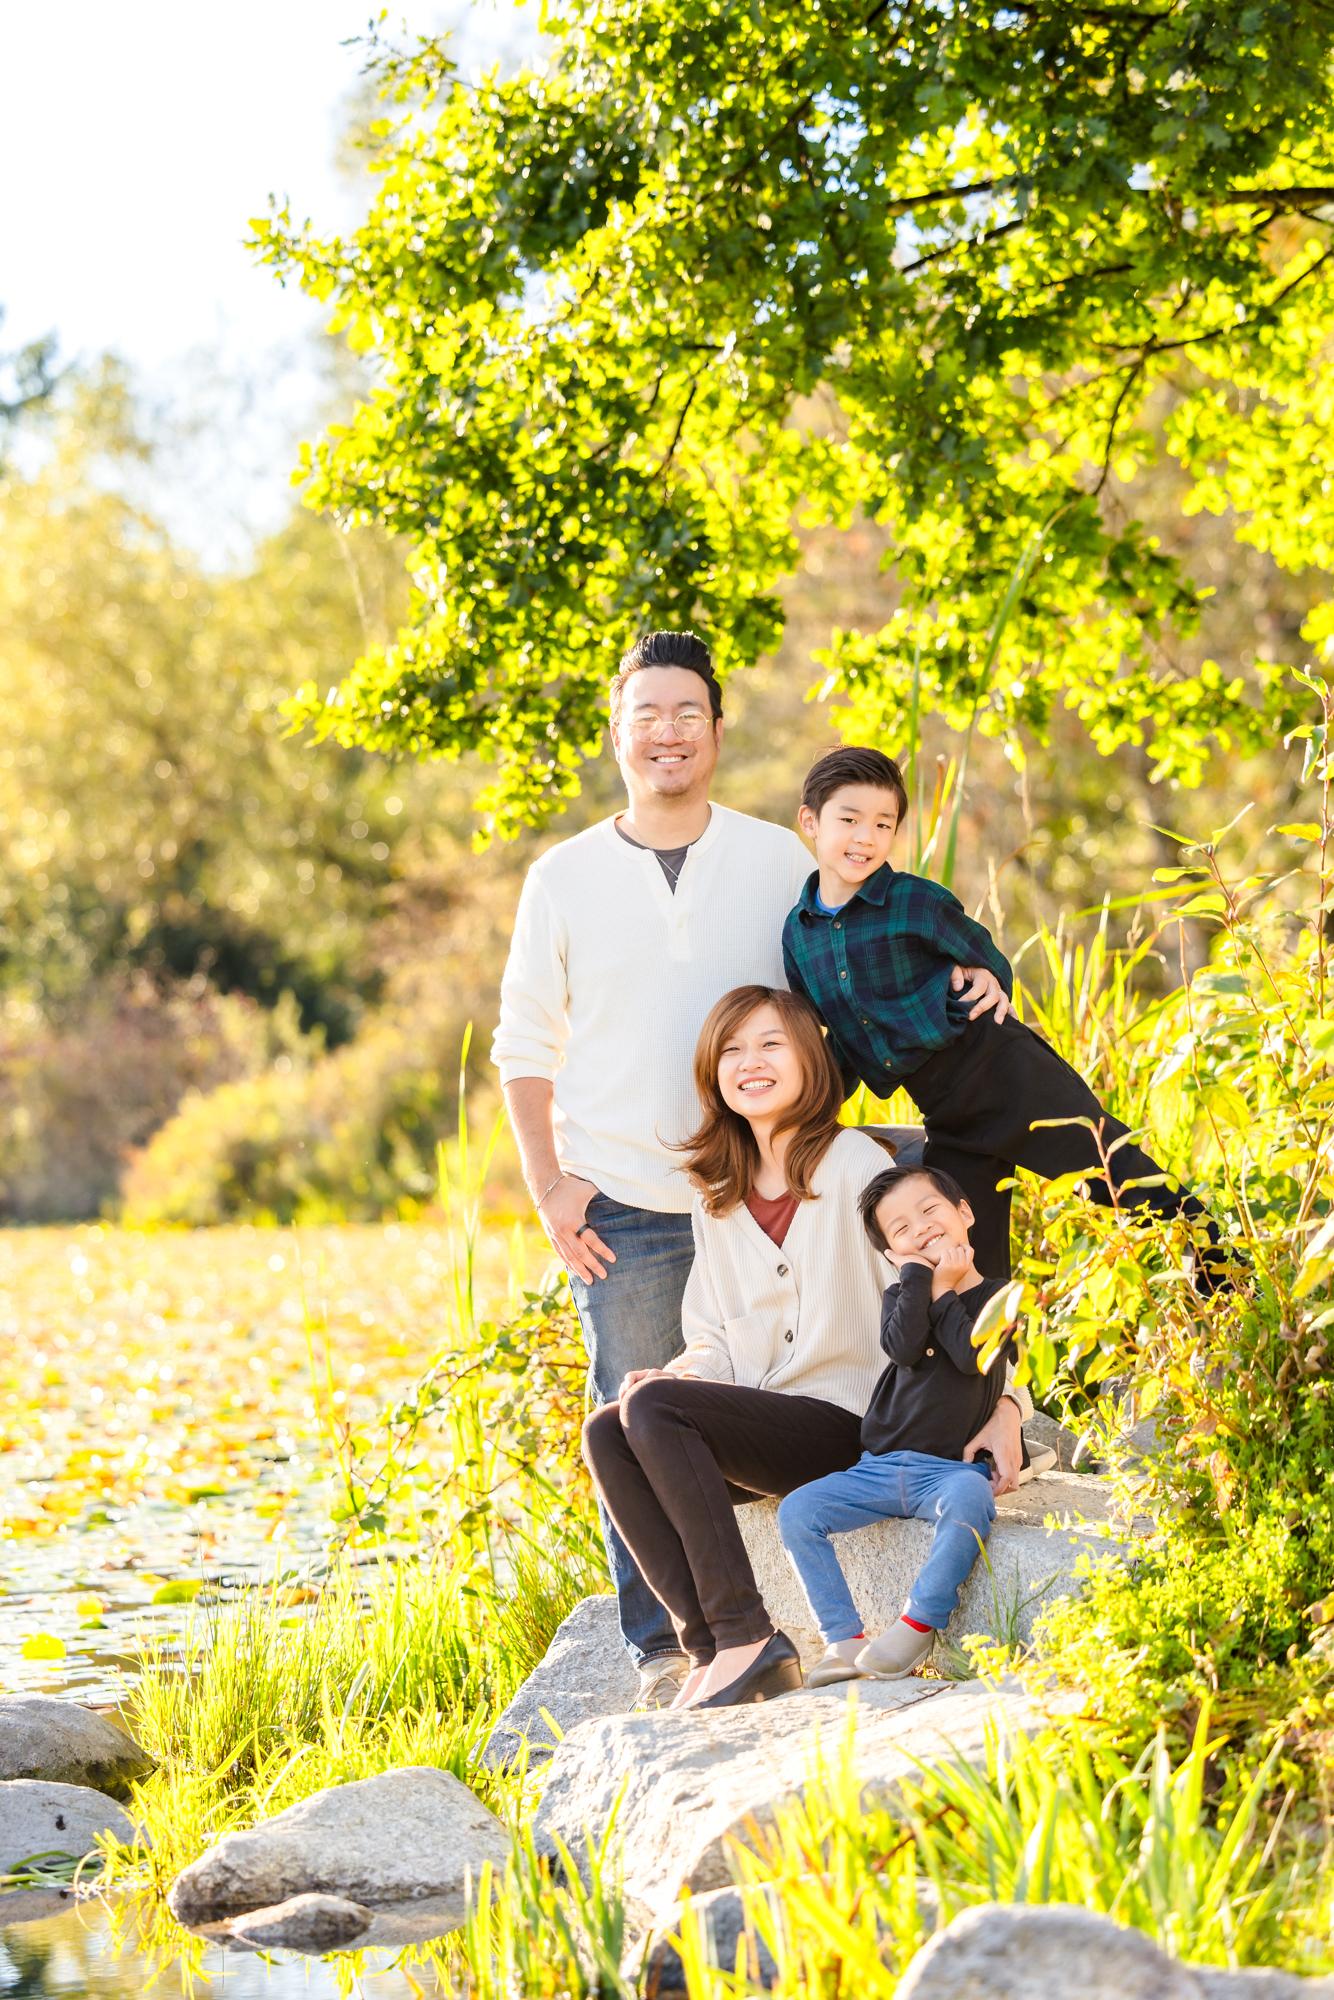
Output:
[777, 1165, 1016, 1684]
[781, 744, 1227, 1287]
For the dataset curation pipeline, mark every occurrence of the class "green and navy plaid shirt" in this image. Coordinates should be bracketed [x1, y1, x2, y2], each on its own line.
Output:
[782, 864, 1014, 1096]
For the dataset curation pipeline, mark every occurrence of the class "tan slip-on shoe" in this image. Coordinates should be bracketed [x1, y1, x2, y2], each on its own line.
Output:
[856, 1622, 935, 1679]
[806, 1640, 867, 1688]
[631, 1652, 691, 1711]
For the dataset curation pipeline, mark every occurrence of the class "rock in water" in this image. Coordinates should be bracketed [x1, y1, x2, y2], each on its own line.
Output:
[229, 1893, 373, 1953]
[167, 1766, 510, 1927]
[483, 1596, 637, 1769]
[0, 1780, 137, 1873]
[536, 1678, 1044, 1927]
[0, 1697, 153, 1798]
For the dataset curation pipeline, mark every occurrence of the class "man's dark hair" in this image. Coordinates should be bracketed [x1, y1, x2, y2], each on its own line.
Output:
[610, 630, 723, 725]
[802, 746, 908, 825]
[858, 1164, 971, 1255]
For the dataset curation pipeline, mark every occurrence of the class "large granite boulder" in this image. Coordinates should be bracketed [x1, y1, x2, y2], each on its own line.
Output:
[0, 1696, 152, 1798]
[483, 1596, 635, 1770]
[738, 1471, 1122, 1668]
[896, 1905, 1334, 1999]
[536, 1677, 1045, 1927]
[0, 1779, 137, 1873]
[168, 1767, 510, 1927]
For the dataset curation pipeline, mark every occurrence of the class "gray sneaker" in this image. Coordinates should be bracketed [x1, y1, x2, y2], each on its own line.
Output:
[632, 1652, 691, 1711]
[856, 1623, 935, 1679]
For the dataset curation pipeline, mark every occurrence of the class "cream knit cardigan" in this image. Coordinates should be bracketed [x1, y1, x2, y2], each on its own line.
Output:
[666, 1127, 1032, 1423]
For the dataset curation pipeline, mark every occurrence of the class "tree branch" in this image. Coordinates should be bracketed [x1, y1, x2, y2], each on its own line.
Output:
[1210, 185, 1334, 208]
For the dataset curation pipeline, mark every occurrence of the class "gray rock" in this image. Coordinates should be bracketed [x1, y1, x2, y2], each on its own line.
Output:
[0, 1779, 137, 1873]
[641, 1876, 942, 1993]
[895, 1903, 1196, 1999]
[168, 1766, 510, 1926]
[738, 1472, 1124, 1668]
[488, 1483, 1123, 1773]
[641, 1882, 782, 1993]
[0, 1696, 152, 1798]
[1023, 1410, 1080, 1471]
[483, 1596, 636, 1770]
[536, 1678, 1044, 1925]
[229, 1892, 373, 1953]
[894, 1905, 1334, 1998]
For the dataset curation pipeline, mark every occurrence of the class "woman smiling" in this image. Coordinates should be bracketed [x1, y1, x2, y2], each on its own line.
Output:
[581, 983, 1028, 1709]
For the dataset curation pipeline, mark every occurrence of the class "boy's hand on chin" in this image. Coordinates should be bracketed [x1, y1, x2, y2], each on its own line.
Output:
[931, 1243, 976, 1296]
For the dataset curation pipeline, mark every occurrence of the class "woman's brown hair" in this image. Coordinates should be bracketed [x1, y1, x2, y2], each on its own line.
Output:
[679, 985, 845, 1215]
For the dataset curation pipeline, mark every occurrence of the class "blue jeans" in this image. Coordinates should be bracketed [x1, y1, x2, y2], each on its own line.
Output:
[566, 1191, 695, 1665]
[776, 1450, 996, 1638]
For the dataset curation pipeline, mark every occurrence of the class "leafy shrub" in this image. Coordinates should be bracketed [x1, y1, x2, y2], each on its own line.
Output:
[121, 970, 483, 1225]
[993, 761, 1334, 1775]
[0, 976, 306, 1221]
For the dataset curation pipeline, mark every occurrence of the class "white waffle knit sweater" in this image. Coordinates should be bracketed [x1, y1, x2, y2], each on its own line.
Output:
[667, 1128, 1033, 1423]
[491, 805, 813, 1213]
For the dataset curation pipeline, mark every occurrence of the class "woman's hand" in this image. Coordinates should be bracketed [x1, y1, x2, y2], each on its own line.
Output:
[620, 1365, 696, 1395]
[963, 1396, 1023, 1494]
[539, 1174, 615, 1283]
[951, 964, 1010, 1025]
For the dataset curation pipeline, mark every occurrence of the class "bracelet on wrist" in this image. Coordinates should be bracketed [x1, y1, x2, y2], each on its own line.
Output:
[532, 1171, 566, 1209]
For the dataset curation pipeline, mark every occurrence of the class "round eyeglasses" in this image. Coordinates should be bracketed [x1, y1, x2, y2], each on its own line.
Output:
[625, 707, 712, 743]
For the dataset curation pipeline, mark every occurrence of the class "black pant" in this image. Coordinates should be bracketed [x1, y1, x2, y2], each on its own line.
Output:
[908, 1012, 1219, 1282]
[582, 1378, 862, 1665]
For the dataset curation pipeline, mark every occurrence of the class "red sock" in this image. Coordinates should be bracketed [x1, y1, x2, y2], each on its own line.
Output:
[901, 1614, 932, 1634]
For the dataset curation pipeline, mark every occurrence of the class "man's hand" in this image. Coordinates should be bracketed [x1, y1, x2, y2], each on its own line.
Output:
[931, 1243, 979, 1297]
[539, 1173, 616, 1284]
[951, 964, 1010, 1025]
[964, 1396, 1023, 1495]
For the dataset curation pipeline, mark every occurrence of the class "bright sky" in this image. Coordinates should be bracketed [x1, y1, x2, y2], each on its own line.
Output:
[1, 1, 536, 558]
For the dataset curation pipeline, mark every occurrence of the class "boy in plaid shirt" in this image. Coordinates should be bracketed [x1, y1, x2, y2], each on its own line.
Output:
[782, 746, 1227, 1286]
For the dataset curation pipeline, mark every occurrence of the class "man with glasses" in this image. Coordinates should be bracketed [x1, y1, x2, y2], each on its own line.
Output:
[492, 630, 1007, 1707]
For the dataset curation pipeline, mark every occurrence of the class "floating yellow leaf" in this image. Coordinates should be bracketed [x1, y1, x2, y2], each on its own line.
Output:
[151, 1579, 203, 1606]
[21, 1633, 66, 1661]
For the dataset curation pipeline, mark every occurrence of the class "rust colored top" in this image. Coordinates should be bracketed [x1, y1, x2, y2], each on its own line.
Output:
[744, 1187, 800, 1247]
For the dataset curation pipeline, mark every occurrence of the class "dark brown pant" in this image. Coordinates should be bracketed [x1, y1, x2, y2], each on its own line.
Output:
[582, 1376, 863, 1664]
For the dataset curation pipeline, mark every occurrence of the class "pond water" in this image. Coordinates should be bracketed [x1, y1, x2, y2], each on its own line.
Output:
[0, 1221, 534, 1699]
[0, 1224, 541, 1998]
[0, 1898, 453, 1997]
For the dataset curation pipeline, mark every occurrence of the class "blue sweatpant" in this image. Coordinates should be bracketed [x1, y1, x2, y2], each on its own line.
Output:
[776, 1449, 996, 1638]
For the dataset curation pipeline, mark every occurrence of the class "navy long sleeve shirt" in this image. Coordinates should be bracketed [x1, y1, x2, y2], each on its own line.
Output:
[860, 1262, 1013, 1459]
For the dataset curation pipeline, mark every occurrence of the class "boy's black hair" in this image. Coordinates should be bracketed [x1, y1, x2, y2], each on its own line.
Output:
[802, 746, 908, 825]
[858, 1164, 972, 1255]
[610, 630, 723, 724]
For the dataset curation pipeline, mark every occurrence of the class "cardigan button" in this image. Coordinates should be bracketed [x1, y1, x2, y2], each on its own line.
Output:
[777, 1263, 789, 1277]
[784, 1330, 794, 1343]
[926, 1346, 935, 1357]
